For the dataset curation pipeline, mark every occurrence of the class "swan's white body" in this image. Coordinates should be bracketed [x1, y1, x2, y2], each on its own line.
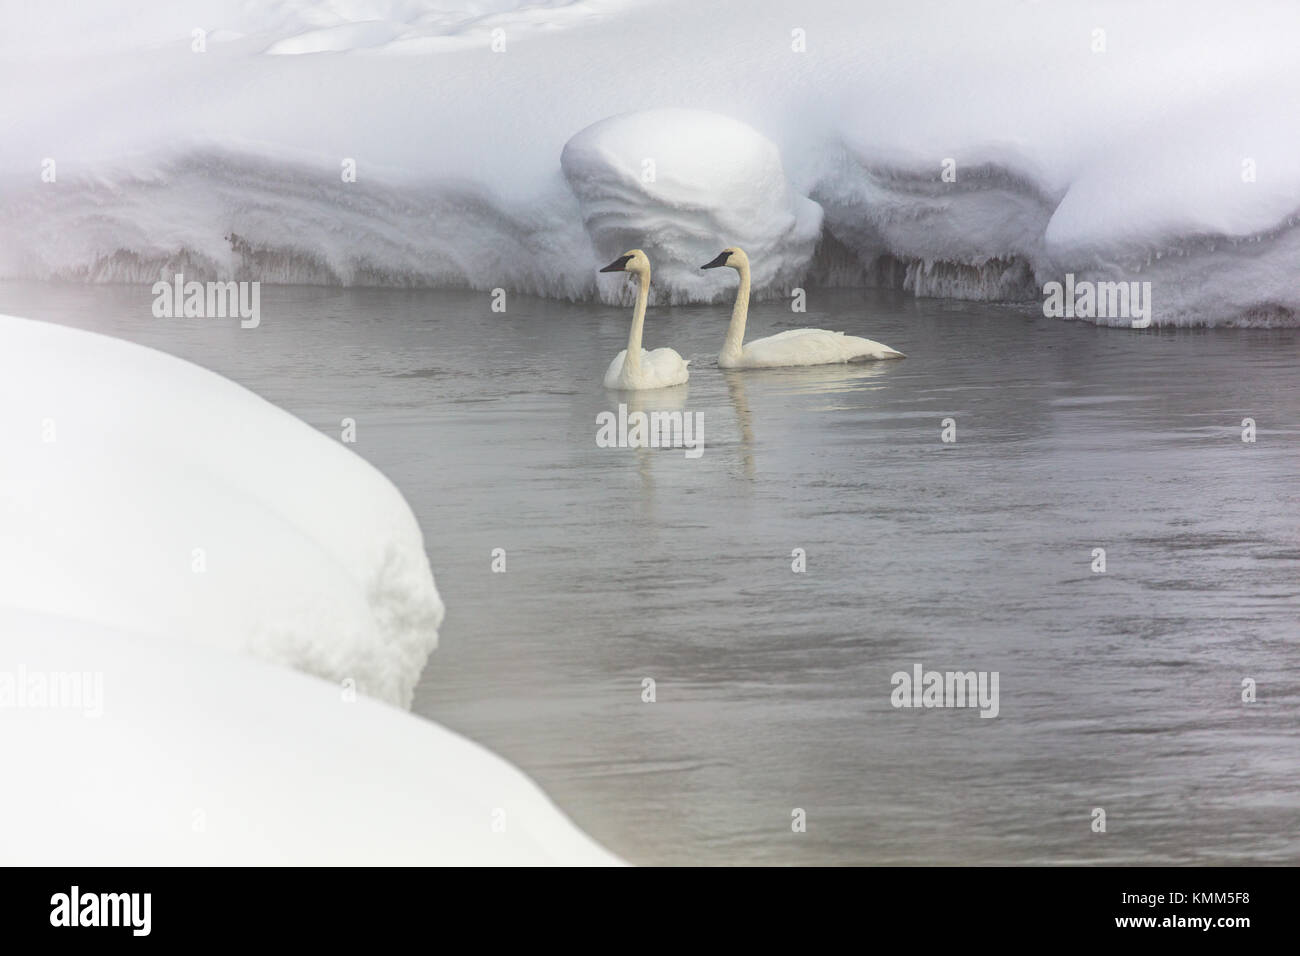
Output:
[600, 249, 690, 390]
[726, 327, 902, 368]
[604, 347, 691, 390]
[704, 247, 905, 368]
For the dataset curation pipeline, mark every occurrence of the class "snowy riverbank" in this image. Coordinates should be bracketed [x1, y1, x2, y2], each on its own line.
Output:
[0, 313, 442, 708]
[2, 0, 1298, 325]
[1, 610, 621, 865]
[0, 313, 620, 864]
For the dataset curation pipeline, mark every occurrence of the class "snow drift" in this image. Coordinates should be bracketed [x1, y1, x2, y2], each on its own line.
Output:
[0, 314, 443, 708]
[2, 0, 1299, 325]
[0, 612, 621, 865]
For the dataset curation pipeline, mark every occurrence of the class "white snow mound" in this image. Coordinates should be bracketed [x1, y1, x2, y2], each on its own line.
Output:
[0, 314, 443, 708]
[0, 613, 621, 865]
[562, 109, 823, 304]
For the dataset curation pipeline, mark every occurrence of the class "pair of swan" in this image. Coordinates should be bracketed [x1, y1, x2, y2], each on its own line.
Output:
[599, 247, 905, 390]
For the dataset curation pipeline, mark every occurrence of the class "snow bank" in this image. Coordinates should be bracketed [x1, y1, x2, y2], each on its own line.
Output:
[0, 313, 616, 863]
[0, 612, 621, 865]
[1, 149, 598, 299]
[0, 314, 443, 708]
[262, 0, 648, 55]
[2, 0, 1299, 324]
[562, 109, 821, 304]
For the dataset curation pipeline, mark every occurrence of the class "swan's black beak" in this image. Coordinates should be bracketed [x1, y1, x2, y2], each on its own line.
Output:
[599, 255, 634, 273]
[700, 251, 731, 270]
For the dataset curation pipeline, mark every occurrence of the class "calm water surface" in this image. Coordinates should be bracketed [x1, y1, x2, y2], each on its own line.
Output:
[4, 281, 1297, 865]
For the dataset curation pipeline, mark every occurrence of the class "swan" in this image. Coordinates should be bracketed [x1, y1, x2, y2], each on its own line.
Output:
[701, 247, 906, 368]
[599, 249, 690, 390]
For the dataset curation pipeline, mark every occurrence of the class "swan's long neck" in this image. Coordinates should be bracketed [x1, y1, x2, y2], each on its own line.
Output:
[720, 262, 750, 364]
[625, 268, 650, 374]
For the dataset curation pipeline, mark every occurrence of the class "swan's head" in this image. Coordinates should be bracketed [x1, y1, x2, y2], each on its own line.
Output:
[700, 246, 749, 272]
[599, 249, 650, 276]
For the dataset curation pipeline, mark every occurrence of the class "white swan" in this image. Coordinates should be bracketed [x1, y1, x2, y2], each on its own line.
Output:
[701, 247, 906, 368]
[599, 249, 690, 390]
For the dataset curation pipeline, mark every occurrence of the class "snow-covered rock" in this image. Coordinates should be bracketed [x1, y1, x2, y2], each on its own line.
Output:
[561, 109, 822, 304]
[0, 314, 443, 708]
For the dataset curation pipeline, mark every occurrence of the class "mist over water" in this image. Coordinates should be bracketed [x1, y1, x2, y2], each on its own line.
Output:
[6, 281, 1296, 865]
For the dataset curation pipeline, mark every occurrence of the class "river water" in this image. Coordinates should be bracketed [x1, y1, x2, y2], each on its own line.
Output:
[4, 280, 1296, 865]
